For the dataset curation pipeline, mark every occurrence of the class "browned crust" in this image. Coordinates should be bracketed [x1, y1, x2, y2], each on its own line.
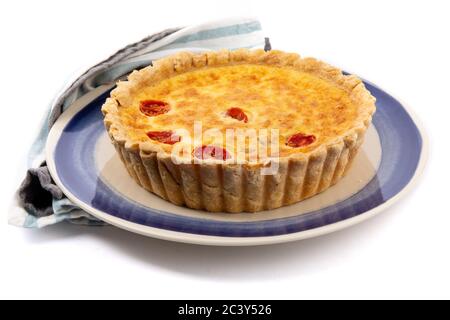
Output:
[102, 49, 376, 213]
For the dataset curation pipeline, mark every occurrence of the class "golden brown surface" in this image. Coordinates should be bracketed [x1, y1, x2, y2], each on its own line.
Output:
[117, 64, 358, 156]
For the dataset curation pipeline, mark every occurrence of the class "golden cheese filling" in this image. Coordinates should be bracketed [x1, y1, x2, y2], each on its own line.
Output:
[118, 64, 358, 157]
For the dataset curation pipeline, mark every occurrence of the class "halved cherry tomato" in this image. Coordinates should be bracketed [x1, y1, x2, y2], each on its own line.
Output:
[286, 133, 316, 148]
[140, 100, 170, 116]
[193, 145, 231, 160]
[226, 107, 248, 123]
[146, 131, 180, 145]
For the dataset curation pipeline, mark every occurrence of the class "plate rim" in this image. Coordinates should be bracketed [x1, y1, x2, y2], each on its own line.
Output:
[45, 83, 428, 246]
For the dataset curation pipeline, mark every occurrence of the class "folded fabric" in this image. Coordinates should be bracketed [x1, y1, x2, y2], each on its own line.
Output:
[9, 17, 270, 228]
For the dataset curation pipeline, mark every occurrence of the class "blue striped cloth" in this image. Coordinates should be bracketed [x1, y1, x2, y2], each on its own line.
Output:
[9, 17, 269, 228]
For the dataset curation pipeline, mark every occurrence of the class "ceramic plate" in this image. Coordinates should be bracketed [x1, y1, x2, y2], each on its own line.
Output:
[46, 78, 426, 246]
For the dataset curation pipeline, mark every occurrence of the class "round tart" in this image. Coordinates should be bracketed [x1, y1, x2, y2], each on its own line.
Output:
[102, 49, 376, 212]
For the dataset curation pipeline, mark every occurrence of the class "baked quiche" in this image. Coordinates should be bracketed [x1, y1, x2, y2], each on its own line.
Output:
[102, 49, 376, 212]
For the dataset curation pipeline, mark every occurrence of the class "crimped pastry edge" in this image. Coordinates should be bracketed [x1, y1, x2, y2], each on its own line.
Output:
[102, 49, 376, 212]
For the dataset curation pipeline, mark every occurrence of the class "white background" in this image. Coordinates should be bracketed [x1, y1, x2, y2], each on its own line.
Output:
[1, 0, 449, 299]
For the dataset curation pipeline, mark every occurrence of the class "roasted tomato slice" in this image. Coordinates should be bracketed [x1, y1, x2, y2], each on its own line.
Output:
[286, 133, 316, 148]
[146, 131, 180, 145]
[193, 145, 231, 160]
[139, 100, 170, 116]
[226, 107, 248, 123]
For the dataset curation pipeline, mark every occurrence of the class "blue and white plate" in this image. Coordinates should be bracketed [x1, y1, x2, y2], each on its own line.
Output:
[46, 79, 426, 246]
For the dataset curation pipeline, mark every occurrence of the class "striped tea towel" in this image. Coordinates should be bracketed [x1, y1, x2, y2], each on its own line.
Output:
[9, 17, 270, 228]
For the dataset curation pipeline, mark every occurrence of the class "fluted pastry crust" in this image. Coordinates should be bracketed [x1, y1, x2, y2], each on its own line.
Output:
[102, 49, 376, 212]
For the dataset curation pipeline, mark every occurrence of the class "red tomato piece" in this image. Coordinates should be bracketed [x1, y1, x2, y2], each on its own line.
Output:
[226, 107, 248, 123]
[193, 145, 231, 160]
[146, 131, 180, 145]
[286, 133, 316, 147]
[140, 100, 170, 116]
